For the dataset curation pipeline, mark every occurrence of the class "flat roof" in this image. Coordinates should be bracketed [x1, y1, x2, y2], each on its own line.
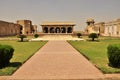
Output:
[41, 22, 76, 26]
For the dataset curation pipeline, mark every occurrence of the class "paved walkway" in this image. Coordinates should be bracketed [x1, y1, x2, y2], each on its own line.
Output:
[2, 41, 104, 80]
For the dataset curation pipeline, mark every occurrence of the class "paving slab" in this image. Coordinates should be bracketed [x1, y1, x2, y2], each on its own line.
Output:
[3, 41, 104, 80]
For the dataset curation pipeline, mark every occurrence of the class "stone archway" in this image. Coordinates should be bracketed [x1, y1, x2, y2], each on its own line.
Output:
[20, 26, 23, 34]
[50, 27, 54, 33]
[43, 27, 48, 33]
[55, 27, 60, 33]
[61, 27, 66, 33]
[67, 27, 72, 33]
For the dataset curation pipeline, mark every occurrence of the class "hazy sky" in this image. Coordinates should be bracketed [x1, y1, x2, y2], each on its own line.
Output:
[0, 0, 120, 31]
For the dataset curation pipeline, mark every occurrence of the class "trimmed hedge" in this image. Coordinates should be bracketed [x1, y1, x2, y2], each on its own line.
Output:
[77, 33, 82, 38]
[0, 45, 14, 69]
[17, 35, 27, 42]
[89, 33, 98, 41]
[107, 44, 120, 68]
[34, 34, 39, 38]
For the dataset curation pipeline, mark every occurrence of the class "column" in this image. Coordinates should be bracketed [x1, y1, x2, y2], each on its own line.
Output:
[72, 26, 73, 33]
[60, 27, 62, 33]
[48, 27, 50, 33]
[66, 27, 68, 34]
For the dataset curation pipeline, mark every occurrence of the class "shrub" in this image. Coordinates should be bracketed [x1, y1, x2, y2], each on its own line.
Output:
[34, 34, 39, 38]
[0, 45, 14, 69]
[89, 33, 98, 41]
[77, 33, 82, 38]
[17, 35, 27, 42]
[107, 44, 120, 68]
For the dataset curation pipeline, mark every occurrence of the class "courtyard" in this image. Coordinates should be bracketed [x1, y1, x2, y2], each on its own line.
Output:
[0, 36, 120, 80]
[0, 40, 47, 75]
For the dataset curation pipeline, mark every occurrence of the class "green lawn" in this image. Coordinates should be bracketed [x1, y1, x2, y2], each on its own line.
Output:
[0, 41, 47, 75]
[69, 39, 120, 73]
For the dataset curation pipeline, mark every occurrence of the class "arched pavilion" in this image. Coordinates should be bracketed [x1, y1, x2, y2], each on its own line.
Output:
[41, 22, 75, 34]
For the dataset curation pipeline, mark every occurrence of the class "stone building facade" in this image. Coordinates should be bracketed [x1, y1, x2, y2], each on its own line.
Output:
[32, 25, 37, 34]
[41, 22, 75, 34]
[85, 18, 97, 34]
[0, 20, 21, 36]
[0, 20, 37, 37]
[17, 20, 37, 35]
[85, 18, 120, 36]
[104, 19, 120, 36]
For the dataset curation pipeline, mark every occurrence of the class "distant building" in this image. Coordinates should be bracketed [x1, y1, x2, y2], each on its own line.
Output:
[17, 20, 37, 35]
[32, 25, 37, 34]
[85, 18, 120, 36]
[0, 20, 21, 36]
[85, 18, 97, 34]
[0, 20, 37, 37]
[104, 19, 120, 36]
[40, 22, 75, 34]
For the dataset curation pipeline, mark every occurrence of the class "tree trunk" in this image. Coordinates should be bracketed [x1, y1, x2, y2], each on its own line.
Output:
[21, 38, 23, 42]
[92, 38, 94, 41]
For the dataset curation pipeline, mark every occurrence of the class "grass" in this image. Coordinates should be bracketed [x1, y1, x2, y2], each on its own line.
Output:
[0, 40, 47, 75]
[7, 35, 35, 39]
[69, 39, 120, 73]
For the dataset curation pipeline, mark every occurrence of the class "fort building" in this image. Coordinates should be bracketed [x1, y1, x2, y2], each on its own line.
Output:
[0, 20, 21, 36]
[104, 19, 120, 36]
[32, 25, 37, 34]
[40, 22, 75, 34]
[0, 20, 37, 37]
[85, 18, 120, 36]
[85, 18, 96, 34]
[17, 20, 37, 35]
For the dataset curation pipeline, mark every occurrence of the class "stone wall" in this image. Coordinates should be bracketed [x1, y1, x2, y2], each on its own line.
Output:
[32, 25, 37, 33]
[17, 20, 32, 35]
[0, 20, 21, 37]
[17, 20, 37, 35]
[0, 20, 37, 37]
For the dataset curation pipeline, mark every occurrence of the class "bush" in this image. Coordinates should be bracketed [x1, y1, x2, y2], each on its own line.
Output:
[0, 45, 14, 68]
[107, 44, 120, 68]
[34, 34, 39, 38]
[89, 33, 98, 41]
[17, 35, 27, 42]
[77, 33, 82, 38]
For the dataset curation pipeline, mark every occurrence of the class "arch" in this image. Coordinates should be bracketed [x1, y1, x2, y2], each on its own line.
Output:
[55, 27, 60, 33]
[61, 27, 66, 33]
[50, 27, 54, 33]
[43, 27, 48, 33]
[67, 27, 72, 33]
[20, 26, 23, 34]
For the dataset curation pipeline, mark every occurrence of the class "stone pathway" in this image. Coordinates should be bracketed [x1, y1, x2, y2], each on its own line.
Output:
[1, 41, 104, 80]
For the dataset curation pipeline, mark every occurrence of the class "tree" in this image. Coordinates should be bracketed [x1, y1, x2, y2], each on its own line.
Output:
[77, 33, 82, 38]
[34, 34, 39, 38]
[17, 35, 27, 42]
[89, 33, 98, 41]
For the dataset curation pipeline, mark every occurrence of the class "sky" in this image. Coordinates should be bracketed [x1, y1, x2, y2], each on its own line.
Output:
[0, 0, 120, 31]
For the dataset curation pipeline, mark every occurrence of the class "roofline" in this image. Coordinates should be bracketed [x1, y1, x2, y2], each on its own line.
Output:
[40, 22, 76, 26]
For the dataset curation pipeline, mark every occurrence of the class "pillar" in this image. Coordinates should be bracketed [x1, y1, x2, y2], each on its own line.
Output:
[66, 27, 68, 34]
[48, 27, 50, 33]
